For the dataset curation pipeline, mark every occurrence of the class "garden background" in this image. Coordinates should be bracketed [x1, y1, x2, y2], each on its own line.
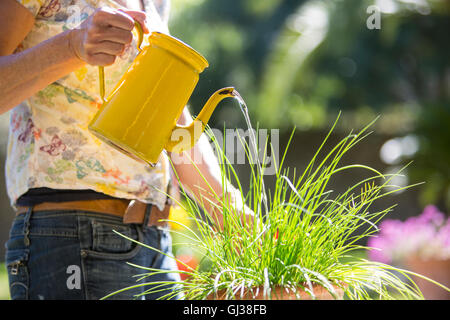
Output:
[0, 0, 448, 299]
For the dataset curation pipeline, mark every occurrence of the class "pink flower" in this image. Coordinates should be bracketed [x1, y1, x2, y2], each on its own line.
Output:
[368, 205, 450, 263]
[419, 205, 445, 226]
[368, 236, 392, 264]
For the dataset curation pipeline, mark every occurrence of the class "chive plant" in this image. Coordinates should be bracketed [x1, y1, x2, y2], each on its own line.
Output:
[106, 115, 449, 300]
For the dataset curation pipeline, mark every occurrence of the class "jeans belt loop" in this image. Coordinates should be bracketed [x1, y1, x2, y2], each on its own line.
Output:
[143, 203, 152, 227]
[23, 206, 33, 247]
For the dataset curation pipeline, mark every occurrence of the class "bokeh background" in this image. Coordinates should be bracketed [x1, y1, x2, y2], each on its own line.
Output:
[0, 0, 448, 299]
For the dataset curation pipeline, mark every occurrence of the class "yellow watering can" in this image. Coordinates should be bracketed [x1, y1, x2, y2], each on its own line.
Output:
[88, 22, 237, 166]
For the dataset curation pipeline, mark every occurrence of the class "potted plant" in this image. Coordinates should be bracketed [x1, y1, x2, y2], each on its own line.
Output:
[368, 205, 450, 299]
[106, 115, 449, 300]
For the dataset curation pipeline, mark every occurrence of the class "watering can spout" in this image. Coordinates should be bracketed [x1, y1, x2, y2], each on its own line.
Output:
[165, 87, 237, 153]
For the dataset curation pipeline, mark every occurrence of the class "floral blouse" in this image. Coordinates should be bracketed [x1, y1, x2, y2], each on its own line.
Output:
[6, 0, 171, 210]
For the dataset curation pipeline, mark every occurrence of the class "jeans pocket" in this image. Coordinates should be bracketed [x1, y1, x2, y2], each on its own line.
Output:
[84, 220, 143, 260]
[5, 249, 30, 300]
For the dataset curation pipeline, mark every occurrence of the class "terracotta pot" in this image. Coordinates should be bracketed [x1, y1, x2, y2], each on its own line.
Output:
[206, 285, 345, 300]
[405, 257, 450, 300]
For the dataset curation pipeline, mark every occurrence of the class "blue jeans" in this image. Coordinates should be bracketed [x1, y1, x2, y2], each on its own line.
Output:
[4, 207, 181, 300]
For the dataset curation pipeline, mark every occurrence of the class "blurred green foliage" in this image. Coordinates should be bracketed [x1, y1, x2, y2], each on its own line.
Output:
[168, 0, 449, 210]
[0, 264, 10, 299]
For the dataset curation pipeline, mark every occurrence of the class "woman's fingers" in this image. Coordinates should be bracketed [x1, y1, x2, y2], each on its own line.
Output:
[89, 52, 116, 66]
[94, 41, 125, 56]
[120, 10, 150, 33]
[93, 7, 134, 31]
[93, 26, 133, 45]
[69, 7, 149, 66]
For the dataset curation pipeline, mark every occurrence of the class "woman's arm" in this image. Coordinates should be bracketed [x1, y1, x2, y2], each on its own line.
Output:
[0, 0, 149, 114]
[170, 108, 254, 230]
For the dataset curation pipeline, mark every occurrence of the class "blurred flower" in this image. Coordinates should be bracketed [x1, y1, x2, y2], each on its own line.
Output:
[168, 205, 192, 231]
[176, 254, 199, 281]
[368, 205, 450, 264]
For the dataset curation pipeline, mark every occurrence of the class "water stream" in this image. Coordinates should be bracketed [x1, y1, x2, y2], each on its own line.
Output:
[232, 91, 269, 218]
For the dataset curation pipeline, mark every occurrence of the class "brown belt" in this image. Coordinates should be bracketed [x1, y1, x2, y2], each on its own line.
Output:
[15, 198, 171, 228]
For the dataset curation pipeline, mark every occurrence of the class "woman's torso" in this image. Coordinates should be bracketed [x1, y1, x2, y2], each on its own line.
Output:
[6, 0, 171, 210]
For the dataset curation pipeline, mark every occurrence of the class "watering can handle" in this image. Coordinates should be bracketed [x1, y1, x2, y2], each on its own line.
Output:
[98, 21, 144, 103]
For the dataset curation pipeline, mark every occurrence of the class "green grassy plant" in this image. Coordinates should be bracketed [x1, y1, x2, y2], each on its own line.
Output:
[106, 115, 449, 300]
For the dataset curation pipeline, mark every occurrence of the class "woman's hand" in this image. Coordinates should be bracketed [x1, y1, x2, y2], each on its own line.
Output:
[0, 3, 151, 112]
[68, 7, 149, 66]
